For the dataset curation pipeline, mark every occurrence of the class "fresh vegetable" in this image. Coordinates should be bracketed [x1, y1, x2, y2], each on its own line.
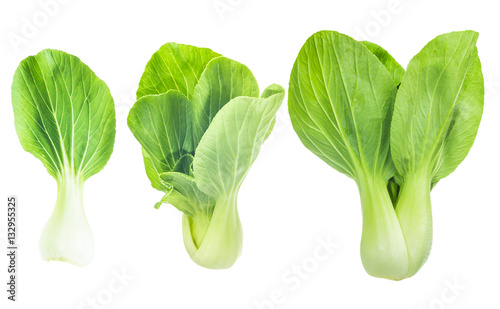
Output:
[12, 49, 116, 266]
[128, 43, 284, 269]
[288, 30, 483, 280]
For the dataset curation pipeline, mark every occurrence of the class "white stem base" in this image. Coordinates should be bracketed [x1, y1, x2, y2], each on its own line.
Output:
[39, 177, 94, 266]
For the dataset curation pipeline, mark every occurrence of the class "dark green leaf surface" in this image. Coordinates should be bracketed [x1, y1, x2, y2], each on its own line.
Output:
[128, 90, 194, 181]
[158, 172, 215, 216]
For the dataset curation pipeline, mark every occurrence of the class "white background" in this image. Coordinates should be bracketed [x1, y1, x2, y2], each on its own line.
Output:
[1, 0, 499, 308]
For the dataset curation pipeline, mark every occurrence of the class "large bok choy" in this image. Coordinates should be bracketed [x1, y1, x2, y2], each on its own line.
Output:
[288, 30, 483, 280]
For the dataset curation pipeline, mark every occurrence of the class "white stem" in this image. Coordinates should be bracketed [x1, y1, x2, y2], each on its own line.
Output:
[182, 193, 243, 269]
[39, 176, 94, 266]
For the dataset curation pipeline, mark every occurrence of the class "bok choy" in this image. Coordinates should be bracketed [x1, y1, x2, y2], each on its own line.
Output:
[288, 30, 483, 280]
[128, 43, 284, 269]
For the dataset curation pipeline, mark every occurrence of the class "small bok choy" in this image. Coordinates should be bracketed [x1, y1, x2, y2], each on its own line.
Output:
[128, 43, 284, 269]
[12, 49, 116, 266]
[288, 30, 483, 280]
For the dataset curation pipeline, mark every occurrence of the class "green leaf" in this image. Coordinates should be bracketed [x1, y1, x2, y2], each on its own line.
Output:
[142, 148, 165, 191]
[194, 88, 285, 199]
[361, 41, 405, 86]
[191, 56, 260, 145]
[127, 90, 194, 179]
[261, 84, 284, 140]
[143, 150, 194, 192]
[391, 30, 483, 183]
[261, 83, 285, 99]
[158, 172, 215, 217]
[130, 42, 285, 269]
[431, 48, 483, 183]
[11, 49, 116, 181]
[288, 30, 397, 180]
[137, 43, 221, 100]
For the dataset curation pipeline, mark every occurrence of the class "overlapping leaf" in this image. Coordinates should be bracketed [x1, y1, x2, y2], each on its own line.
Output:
[137, 43, 221, 99]
[391, 31, 483, 184]
[194, 87, 285, 198]
[362, 41, 405, 86]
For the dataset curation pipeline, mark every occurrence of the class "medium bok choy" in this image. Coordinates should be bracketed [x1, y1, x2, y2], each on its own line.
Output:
[12, 49, 116, 266]
[128, 43, 284, 269]
[288, 30, 483, 280]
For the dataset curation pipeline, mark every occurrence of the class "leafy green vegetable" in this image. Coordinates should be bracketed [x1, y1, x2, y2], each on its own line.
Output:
[12, 49, 116, 266]
[288, 30, 483, 280]
[128, 43, 284, 269]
